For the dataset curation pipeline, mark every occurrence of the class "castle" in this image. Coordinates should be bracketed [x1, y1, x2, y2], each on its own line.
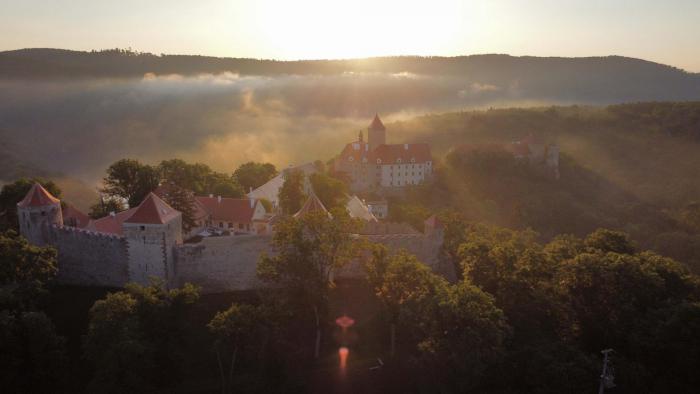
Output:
[17, 182, 448, 293]
[334, 115, 433, 192]
[454, 134, 560, 179]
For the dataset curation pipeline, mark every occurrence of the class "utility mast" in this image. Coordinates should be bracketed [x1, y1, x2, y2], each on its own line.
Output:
[598, 348, 615, 394]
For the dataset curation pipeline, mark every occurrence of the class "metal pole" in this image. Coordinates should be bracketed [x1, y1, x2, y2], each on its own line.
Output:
[598, 349, 613, 394]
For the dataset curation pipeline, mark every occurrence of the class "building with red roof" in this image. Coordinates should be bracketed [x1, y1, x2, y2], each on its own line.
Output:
[335, 115, 433, 191]
[62, 204, 91, 228]
[195, 196, 267, 234]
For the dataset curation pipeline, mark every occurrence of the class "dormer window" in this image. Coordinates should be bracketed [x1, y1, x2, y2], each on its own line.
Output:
[397, 158, 402, 164]
[376, 159, 382, 164]
[348, 156, 354, 162]
[410, 157, 416, 163]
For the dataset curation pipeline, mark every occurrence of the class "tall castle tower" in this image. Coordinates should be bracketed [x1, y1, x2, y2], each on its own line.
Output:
[367, 114, 386, 151]
[122, 193, 182, 288]
[17, 183, 63, 246]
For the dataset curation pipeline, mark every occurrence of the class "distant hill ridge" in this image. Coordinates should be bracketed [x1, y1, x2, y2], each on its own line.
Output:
[0, 47, 695, 77]
[3, 48, 699, 102]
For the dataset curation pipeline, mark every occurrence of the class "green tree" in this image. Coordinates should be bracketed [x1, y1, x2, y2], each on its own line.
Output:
[584, 228, 637, 254]
[0, 310, 68, 394]
[208, 303, 264, 393]
[309, 172, 348, 210]
[83, 291, 152, 393]
[102, 159, 160, 207]
[278, 169, 306, 215]
[88, 196, 125, 219]
[257, 209, 363, 358]
[0, 231, 58, 311]
[420, 280, 509, 392]
[233, 162, 278, 192]
[366, 248, 446, 358]
[0, 178, 62, 231]
[156, 183, 197, 233]
[83, 280, 200, 392]
[206, 172, 244, 198]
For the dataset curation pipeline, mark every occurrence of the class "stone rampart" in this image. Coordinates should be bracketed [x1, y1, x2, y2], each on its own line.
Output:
[49, 225, 129, 287]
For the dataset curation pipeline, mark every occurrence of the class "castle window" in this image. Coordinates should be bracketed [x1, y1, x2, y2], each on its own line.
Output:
[228, 222, 233, 228]
[41, 211, 46, 216]
[140, 226, 145, 231]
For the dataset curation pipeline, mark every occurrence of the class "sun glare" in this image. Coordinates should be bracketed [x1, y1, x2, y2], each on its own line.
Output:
[251, 0, 469, 59]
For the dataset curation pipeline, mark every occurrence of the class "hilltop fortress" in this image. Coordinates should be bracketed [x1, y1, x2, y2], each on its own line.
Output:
[18, 181, 447, 293]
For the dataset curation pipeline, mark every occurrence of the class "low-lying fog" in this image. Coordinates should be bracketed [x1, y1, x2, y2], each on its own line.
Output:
[0, 71, 570, 186]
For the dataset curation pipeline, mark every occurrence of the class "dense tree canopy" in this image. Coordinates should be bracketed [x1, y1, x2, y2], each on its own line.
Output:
[83, 281, 200, 393]
[101, 159, 160, 207]
[278, 169, 306, 215]
[88, 196, 125, 219]
[309, 172, 347, 210]
[258, 209, 363, 358]
[233, 162, 277, 192]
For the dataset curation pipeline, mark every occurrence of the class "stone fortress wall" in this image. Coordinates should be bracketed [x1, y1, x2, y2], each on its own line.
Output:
[42, 224, 446, 294]
[48, 225, 129, 288]
[18, 184, 447, 294]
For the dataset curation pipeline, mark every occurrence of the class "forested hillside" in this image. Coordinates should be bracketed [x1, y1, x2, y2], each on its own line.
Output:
[2, 49, 699, 103]
[384, 103, 700, 271]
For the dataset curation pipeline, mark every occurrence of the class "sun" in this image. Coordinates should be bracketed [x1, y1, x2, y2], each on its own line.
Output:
[248, 0, 470, 59]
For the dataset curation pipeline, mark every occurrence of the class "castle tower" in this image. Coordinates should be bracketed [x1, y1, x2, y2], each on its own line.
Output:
[367, 114, 386, 151]
[17, 183, 63, 246]
[122, 193, 182, 288]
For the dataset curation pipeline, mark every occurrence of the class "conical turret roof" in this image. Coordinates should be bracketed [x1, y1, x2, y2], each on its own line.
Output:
[124, 192, 180, 224]
[293, 192, 331, 219]
[17, 183, 60, 208]
[368, 114, 386, 130]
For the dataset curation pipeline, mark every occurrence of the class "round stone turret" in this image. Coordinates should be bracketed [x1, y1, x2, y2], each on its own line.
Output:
[17, 183, 63, 246]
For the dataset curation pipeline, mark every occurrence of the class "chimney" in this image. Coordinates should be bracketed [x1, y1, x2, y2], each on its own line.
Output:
[217, 195, 222, 203]
[209, 193, 214, 198]
[249, 186, 253, 194]
[250, 198, 255, 208]
[404, 143, 409, 150]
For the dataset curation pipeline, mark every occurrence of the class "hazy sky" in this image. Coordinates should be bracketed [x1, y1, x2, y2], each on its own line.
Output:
[2, 0, 699, 71]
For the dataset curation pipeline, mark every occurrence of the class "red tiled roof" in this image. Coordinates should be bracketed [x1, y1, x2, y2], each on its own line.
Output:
[371, 143, 431, 164]
[87, 207, 137, 235]
[62, 204, 90, 228]
[338, 142, 432, 165]
[17, 183, 60, 208]
[294, 193, 330, 218]
[154, 184, 208, 221]
[337, 141, 372, 163]
[369, 114, 385, 130]
[195, 196, 257, 223]
[124, 193, 180, 225]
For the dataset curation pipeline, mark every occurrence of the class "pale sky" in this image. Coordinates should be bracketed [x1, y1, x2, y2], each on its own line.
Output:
[1, 0, 699, 71]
